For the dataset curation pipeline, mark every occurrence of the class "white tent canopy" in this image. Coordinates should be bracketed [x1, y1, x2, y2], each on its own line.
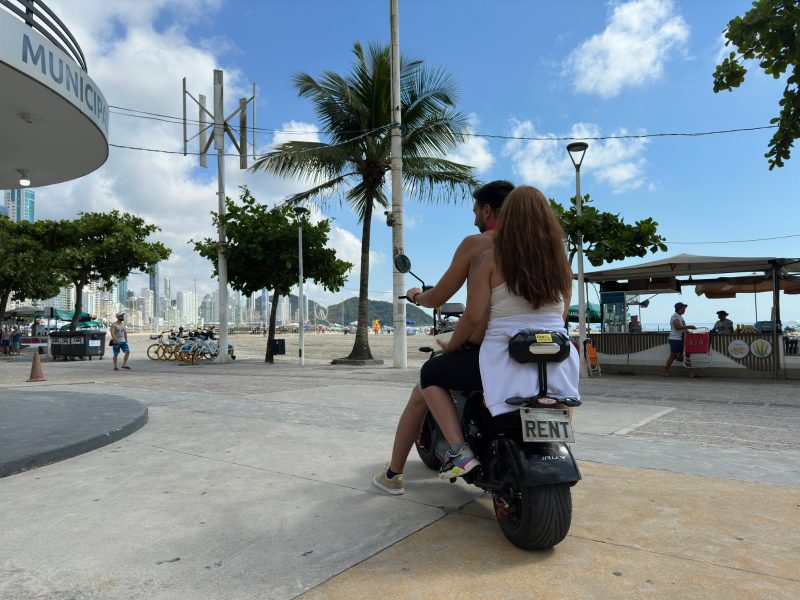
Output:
[585, 253, 800, 282]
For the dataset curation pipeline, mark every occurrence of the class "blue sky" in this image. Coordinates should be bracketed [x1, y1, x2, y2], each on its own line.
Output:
[40, 0, 799, 326]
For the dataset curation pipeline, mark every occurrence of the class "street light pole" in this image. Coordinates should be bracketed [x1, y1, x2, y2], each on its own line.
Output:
[566, 142, 589, 376]
[294, 206, 309, 366]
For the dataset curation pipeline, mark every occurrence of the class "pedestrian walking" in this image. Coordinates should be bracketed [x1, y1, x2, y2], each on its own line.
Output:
[662, 302, 697, 377]
[110, 312, 131, 371]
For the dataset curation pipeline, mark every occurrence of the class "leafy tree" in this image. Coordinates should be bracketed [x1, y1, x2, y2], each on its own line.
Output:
[550, 195, 668, 268]
[0, 219, 65, 318]
[46, 211, 171, 331]
[713, 0, 800, 168]
[251, 42, 478, 361]
[192, 187, 352, 363]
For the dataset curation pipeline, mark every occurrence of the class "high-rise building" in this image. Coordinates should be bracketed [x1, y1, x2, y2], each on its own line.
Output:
[149, 265, 160, 319]
[117, 278, 128, 304]
[163, 277, 171, 304]
[3, 189, 35, 223]
[176, 291, 198, 326]
[199, 294, 213, 324]
[44, 285, 76, 311]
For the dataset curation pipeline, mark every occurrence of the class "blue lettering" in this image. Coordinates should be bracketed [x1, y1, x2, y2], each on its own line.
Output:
[22, 34, 46, 74]
[65, 64, 80, 99]
[84, 83, 95, 111]
[48, 53, 64, 84]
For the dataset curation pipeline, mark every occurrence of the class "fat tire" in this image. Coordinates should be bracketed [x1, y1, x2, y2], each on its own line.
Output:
[495, 483, 572, 550]
[414, 412, 441, 470]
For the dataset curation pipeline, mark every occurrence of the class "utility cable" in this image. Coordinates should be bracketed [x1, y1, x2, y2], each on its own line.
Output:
[109, 103, 778, 142]
[669, 234, 800, 245]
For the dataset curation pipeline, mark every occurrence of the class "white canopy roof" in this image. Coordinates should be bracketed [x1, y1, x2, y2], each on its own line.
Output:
[585, 253, 800, 282]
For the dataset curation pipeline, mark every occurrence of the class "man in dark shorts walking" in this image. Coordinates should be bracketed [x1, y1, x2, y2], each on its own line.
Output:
[662, 302, 696, 377]
[110, 312, 131, 371]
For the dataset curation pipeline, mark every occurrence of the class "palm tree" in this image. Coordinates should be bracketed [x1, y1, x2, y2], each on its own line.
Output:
[252, 42, 478, 361]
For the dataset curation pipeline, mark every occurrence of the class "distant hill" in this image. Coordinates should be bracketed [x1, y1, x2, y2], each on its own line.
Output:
[255, 294, 432, 326]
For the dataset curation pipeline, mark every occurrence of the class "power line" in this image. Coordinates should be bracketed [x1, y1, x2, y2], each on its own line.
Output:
[670, 234, 800, 245]
[108, 124, 391, 158]
[108, 103, 778, 142]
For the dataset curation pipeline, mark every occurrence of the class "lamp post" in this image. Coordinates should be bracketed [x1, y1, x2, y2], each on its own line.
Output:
[294, 206, 309, 366]
[566, 141, 589, 374]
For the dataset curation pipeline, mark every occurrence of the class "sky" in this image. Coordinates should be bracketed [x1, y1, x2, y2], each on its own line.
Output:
[33, 0, 800, 326]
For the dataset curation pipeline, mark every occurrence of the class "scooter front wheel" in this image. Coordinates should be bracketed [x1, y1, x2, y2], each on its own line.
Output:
[494, 481, 572, 550]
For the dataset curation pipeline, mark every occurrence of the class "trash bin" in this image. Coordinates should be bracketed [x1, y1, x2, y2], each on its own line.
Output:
[269, 338, 286, 355]
[84, 331, 106, 359]
[50, 330, 106, 360]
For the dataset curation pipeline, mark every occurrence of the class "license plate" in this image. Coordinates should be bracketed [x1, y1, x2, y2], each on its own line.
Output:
[520, 409, 574, 443]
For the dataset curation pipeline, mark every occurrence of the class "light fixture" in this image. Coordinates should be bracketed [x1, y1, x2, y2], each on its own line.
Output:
[566, 141, 589, 171]
[18, 169, 31, 187]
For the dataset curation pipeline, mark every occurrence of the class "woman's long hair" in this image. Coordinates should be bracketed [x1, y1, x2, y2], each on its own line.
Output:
[494, 186, 573, 308]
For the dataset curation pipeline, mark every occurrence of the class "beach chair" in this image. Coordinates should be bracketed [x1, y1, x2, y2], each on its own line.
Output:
[584, 339, 601, 377]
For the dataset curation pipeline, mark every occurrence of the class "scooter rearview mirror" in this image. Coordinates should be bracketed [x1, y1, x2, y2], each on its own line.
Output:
[394, 254, 411, 273]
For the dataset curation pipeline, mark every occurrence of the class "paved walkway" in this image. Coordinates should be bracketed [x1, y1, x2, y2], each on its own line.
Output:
[0, 352, 798, 599]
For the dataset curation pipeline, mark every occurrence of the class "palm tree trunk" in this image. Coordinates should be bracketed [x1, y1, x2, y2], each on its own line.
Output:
[265, 290, 280, 363]
[347, 200, 374, 360]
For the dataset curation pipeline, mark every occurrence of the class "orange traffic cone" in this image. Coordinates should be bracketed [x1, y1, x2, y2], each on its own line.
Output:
[28, 352, 46, 382]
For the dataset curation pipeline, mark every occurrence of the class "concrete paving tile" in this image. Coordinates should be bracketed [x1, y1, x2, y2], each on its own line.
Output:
[0, 438, 445, 600]
[129, 406, 483, 509]
[299, 512, 799, 600]
[301, 462, 800, 599]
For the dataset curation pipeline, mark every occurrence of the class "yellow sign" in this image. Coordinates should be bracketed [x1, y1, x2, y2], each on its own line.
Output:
[535, 333, 553, 343]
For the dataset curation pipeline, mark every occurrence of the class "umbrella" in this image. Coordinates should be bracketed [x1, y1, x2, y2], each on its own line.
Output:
[567, 303, 602, 323]
[59, 321, 104, 331]
[3, 306, 43, 318]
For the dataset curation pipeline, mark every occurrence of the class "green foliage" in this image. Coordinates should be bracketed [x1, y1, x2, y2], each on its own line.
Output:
[251, 42, 478, 360]
[46, 211, 171, 330]
[192, 186, 352, 296]
[0, 219, 65, 317]
[192, 186, 352, 361]
[550, 195, 668, 267]
[713, 0, 800, 169]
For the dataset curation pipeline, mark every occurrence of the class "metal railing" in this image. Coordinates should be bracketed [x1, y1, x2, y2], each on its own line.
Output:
[0, 0, 87, 71]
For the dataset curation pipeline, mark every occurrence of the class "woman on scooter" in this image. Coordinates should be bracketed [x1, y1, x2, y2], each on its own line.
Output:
[421, 185, 579, 479]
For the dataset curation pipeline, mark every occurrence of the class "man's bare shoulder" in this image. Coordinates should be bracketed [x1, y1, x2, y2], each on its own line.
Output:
[458, 231, 494, 254]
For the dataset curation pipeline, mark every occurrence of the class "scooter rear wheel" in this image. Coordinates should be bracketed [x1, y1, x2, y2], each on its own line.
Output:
[494, 481, 572, 550]
[414, 412, 441, 470]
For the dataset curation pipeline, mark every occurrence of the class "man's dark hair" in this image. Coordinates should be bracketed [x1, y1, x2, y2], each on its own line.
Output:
[473, 180, 514, 212]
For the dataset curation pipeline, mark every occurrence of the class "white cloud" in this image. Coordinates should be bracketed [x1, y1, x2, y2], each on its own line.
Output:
[446, 115, 494, 174]
[34, 3, 370, 303]
[566, 0, 689, 98]
[328, 226, 386, 275]
[502, 121, 649, 194]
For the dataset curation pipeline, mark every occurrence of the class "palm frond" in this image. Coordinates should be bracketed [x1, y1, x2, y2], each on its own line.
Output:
[402, 157, 478, 204]
[251, 141, 351, 180]
[282, 173, 356, 205]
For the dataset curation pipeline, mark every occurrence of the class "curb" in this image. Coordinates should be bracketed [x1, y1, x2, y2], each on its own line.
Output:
[0, 403, 148, 478]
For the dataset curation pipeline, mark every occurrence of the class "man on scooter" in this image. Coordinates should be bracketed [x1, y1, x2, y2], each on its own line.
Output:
[373, 180, 514, 495]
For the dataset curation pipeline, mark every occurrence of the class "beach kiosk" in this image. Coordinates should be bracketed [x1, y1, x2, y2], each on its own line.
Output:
[585, 254, 800, 380]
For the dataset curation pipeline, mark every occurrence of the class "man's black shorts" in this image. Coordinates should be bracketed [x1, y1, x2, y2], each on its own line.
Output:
[419, 343, 482, 391]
